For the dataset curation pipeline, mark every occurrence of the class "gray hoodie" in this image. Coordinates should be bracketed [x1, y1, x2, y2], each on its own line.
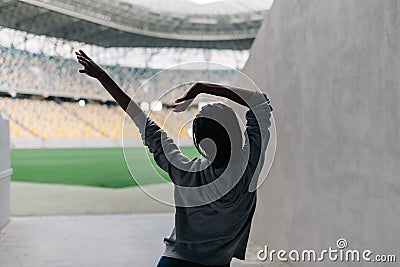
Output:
[132, 91, 272, 265]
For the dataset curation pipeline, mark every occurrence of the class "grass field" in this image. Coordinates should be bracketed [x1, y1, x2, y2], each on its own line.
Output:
[11, 147, 199, 188]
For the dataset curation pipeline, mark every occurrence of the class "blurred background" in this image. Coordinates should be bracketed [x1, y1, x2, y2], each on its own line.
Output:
[0, 0, 273, 190]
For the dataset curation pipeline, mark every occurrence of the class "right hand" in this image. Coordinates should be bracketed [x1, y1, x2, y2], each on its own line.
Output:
[174, 82, 204, 103]
[75, 50, 105, 79]
[171, 82, 204, 112]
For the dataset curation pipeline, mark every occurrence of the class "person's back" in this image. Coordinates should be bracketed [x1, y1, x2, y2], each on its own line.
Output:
[167, 165, 258, 265]
[74, 52, 272, 267]
[133, 86, 272, 266]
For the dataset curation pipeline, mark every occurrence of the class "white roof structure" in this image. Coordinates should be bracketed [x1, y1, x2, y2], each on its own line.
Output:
[0, 0, 272, 49]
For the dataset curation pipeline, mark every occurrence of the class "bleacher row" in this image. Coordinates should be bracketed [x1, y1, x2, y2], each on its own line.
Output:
[0, 46, 236, 140]
[0, 97, 197, 139]
[0, 46, 235, 102]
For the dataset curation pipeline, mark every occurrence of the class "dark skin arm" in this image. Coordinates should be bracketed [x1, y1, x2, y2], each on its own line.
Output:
[75, 50, 142, 118]
[76, 50, 270, 116]
[172, 82, 271, 112]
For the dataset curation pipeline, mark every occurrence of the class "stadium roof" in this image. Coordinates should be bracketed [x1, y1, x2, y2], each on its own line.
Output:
[0, 0, 271, 50]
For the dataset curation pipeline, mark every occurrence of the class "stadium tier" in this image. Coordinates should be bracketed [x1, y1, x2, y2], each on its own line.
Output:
[0, 47, 235, 102]
[0, 46, 234, 144]
[0, 97, 197, 140]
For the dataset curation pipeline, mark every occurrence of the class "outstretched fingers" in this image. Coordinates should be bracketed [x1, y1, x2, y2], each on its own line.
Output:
[77, 58, 88, 67]
[79, 50, 91, 60]
[76, 54, 88, 61]
[76, 54, 88, 73]
[75, 50, 91, 62]
[171, 98, 194, 112]
[75, 50, 95, 75]
[174, 97, 185, 103]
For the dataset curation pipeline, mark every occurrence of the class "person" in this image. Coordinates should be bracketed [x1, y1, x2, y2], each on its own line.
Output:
[75, 50, 273, 267]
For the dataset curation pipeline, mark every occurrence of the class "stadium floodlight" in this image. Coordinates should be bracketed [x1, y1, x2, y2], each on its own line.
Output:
[78, 99, 86, 107]
[9, 91, 17, 98]
[186, 126, 193, 138]
[150, 100, 162, 111]
[140, 101, 150, 111]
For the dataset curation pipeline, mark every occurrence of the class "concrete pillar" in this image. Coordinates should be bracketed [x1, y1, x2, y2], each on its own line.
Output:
[241, 1, 400, 266]
[0, 112, 12, 230]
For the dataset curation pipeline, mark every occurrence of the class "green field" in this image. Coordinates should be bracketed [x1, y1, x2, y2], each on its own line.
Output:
[11, 147, 199, 188]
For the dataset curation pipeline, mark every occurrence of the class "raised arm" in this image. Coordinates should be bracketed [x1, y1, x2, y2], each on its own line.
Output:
[75, 50, 201, 186]
[75, 50, 142, 119]
[173, 81, 272, 191]
[172, 82, 272, 111]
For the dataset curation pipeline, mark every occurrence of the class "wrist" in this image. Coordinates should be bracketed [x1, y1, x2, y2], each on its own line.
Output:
[97, 70, 108, 80]
[197, 82, 207, 95]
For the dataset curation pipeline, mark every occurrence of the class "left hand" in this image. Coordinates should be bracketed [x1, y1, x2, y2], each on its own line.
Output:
[75, 50, 105, 79]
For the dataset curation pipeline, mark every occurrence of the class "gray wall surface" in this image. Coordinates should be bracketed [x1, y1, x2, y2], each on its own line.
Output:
[0, 113, 11, 230]
[242, 0, 400, 266]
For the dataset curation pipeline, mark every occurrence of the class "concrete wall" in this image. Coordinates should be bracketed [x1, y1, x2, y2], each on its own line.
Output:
[243, 0, 400, 266]
[0, 113, 12, 230]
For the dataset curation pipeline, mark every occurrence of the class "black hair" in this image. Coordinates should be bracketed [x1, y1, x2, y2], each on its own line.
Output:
[192, 103, 242, 168]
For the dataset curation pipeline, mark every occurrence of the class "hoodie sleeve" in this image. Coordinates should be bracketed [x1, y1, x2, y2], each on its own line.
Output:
[131, 111, 202, 187]
[243, 91, 272, 173]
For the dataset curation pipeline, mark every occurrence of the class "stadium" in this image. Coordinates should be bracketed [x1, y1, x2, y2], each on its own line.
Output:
[0, 0, 262, 188]
[1, 0, 400, 266]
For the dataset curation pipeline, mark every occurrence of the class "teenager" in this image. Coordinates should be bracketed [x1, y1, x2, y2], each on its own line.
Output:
[76, 50, 272, 267]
